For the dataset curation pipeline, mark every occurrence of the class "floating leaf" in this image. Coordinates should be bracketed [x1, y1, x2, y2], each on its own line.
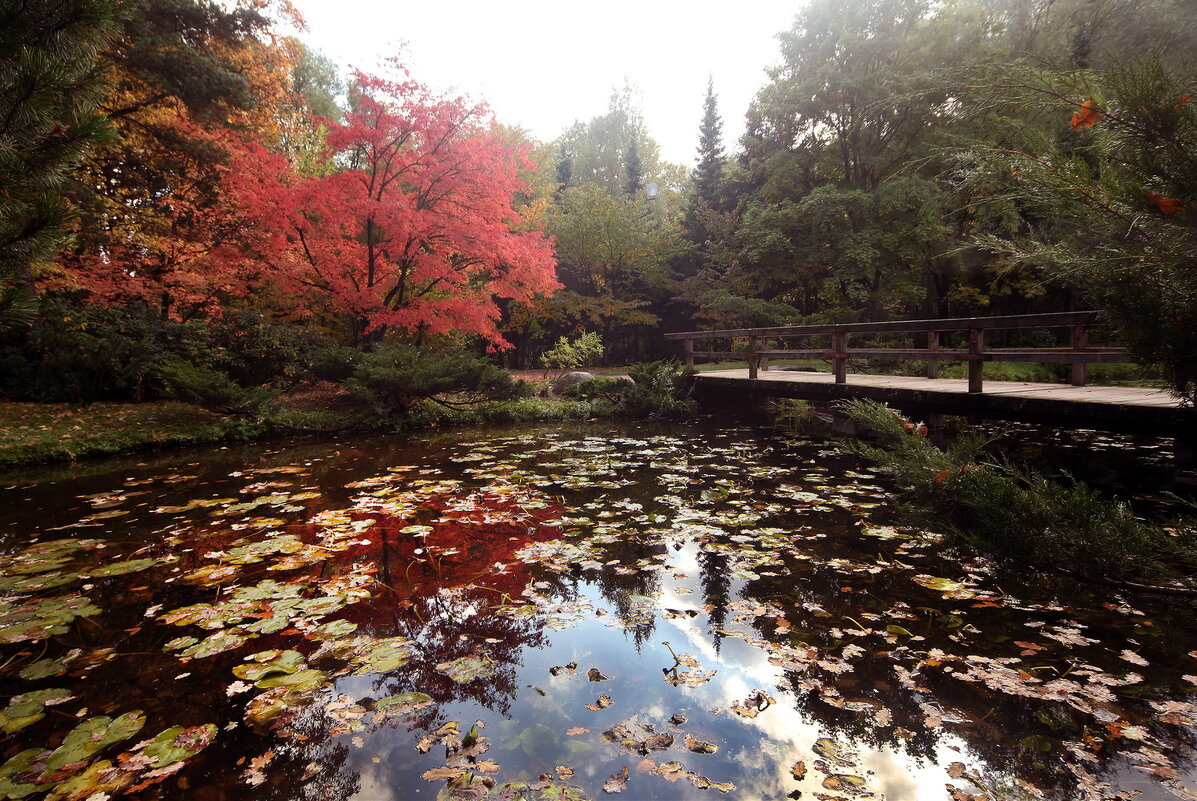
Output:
[18, 651, 79, 681]
[180, 631, 255, 659]
[0, 689, 72, 733]
[136, 723, 218, 770]
[233, 650, 307, 683]
[684, 734, 718, 754]
[375, 693, 434, 716]
[0, 596, 102, 643]
[587, 668, 609, 682]
[602, 766, 629, 794]
[585, 694, 613, 711]
[823, 774, 867, 791]
[351, 637, 415, 674]
[435, 653, 496, 683]
[89, 558, 156, 577]
[42, 711, 146, 777]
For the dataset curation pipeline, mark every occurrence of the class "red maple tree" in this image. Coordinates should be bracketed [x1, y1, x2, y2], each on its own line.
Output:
[227, 66, 559, 346]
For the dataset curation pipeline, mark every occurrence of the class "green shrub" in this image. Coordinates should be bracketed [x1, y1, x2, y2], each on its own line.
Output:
[840, 398, 1197, 594]
[0, 299, 337, 402]
[344, 344, 530, 417]
[0, 298, 180, 401]
[616, 361, 697, 419]
[558, 375, 632, 400]
[541, 331, 604, 371]
[158, 361, 279, 416]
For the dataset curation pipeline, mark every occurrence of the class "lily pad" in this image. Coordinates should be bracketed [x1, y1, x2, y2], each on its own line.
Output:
[233, 650, 307, 683]
[375, 692, 434, 715]
[0, 689, 72, 733]
[351, 637, 415, 674]
[18, 652, 79, 681]
[42, 711, 146, 778]
[911, 574, 978, 598]
[0, 596, 102, 643]
[179, 630, 256, 659]
[137, 723, 218, 769]
[88, 558, 157, 578]
[435, 653, 496, 683]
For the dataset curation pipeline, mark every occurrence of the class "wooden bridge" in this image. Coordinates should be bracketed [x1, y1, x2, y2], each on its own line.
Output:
[665, 311, 1188, 433]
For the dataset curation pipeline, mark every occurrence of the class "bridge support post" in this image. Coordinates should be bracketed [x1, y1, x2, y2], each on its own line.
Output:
[684, 338, 694, 370]
[926, 331, 940, 379]
[748, 336, 759, 379]
[1071, 324, 1088, 386]
[832, 332, 846, 383]
[968, 327, 984, 393]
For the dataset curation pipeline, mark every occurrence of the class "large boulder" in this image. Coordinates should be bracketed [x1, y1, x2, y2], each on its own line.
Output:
[553, 371, 595, 392]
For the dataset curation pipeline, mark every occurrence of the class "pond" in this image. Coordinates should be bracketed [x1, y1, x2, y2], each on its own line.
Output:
[0, 420, 1195, 801]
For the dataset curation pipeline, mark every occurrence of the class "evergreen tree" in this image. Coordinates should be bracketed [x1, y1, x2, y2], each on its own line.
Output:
[694, 76, 725, 208]
[624, 135, 643, 197]
[0, 0, 122, 327]
[555, 142, 573, 197]
[958, 57, 1197, 403]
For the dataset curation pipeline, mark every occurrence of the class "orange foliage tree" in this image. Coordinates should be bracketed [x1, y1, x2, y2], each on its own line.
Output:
[225, 67, 559, 346]
[52, 0, 307, 318]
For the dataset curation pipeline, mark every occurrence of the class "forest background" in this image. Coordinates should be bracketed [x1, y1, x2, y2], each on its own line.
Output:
[2, 0, 1196, 426]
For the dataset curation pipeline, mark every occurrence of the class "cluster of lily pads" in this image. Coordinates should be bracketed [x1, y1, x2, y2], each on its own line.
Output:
[0, 427, 1195, 800]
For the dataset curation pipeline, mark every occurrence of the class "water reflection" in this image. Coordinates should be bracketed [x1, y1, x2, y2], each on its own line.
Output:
[0, 422, 1195, 800]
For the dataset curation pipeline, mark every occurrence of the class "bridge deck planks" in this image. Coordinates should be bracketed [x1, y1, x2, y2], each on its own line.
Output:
[693, 369, 1187, 432]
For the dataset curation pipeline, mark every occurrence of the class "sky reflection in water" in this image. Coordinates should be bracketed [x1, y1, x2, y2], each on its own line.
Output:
[0, 421, 1193, 801]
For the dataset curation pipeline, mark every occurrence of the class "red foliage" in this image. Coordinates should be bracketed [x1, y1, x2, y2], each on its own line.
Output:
[226, 66, 559, 346]
[52, 121, 261, 316]
[1144, 190, 1187, 214]
[1070, 100, 1102, 129]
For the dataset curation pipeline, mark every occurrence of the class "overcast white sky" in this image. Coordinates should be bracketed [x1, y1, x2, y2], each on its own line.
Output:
[288, 1, 802, 167]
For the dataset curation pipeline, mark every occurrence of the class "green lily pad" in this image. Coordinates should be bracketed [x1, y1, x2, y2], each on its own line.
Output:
[245, 688, 301, 728]
[435, 653, 496, 683]
[137, 723, 218, 769]
[911, 574, 978, 598]
[42, 711, 146, 778]
[43, 759, 133, 800]
[0, 689, 72, 733]
[257, 668, 326, 692]
[18, 653, 79, 681]
[230, 579, 303, 602]
[823, 774, 867, 790]
[0, 596, 102, 644]
[375, 692, 434, 715]
[309, 619, 358, 640]
[350, 637, 415, 674]
[89, 559, 156, 577]
[0, 749, 41, 799]
[0, 572, 81, 593]
[233, 649, 307, 683]
[180, 631, 256, 659]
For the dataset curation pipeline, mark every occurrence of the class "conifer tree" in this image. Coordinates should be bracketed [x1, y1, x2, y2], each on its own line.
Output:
[694, 76, 725, 208]
[624, 136, 643, 197]
[555, 142, 573, 197]
[0, 0, 122, 327]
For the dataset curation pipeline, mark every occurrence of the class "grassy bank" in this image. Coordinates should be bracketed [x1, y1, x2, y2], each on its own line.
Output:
[0, 401, 256, 468]
[0, 392, 602, 470]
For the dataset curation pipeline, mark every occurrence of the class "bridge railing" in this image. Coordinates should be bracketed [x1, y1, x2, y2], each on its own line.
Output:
[663, 311, 1132, 393]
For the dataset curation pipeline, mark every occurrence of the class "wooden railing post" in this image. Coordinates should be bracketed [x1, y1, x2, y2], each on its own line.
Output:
[684, 337, 694, 370]
[759, 338, 770, 372]
[748, 335, 759, 379]
[1071, 324, 1088, 386]
[831, 331, 846, 383]
[926, 331, 940, 379]
[967, 327, 984, 393]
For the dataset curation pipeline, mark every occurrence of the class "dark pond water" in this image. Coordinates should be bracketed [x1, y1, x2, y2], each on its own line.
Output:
[1, 420, 1195, 801]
